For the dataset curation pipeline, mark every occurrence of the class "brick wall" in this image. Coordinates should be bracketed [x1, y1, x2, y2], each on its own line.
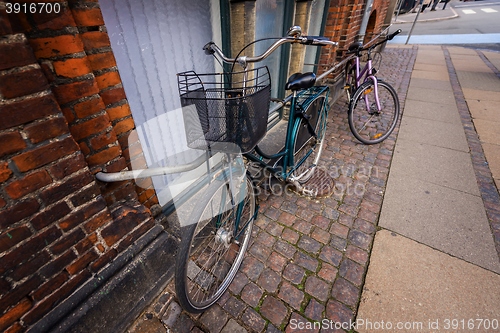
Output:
[0, 1, 157, 331]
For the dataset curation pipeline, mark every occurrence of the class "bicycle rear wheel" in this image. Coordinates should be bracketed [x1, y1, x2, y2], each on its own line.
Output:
[344, 59, 357, 101]
[291, 93, 328, 183]
[175, 174, 255, 313]
[348, 79, 399, 145]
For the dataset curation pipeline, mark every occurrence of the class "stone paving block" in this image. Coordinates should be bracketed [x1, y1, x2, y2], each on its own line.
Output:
[260, 296, 288, 327]
[473, 118, 500, 145]
[199, 305, 228, 333]
[411, 68, 450, 81]
[462, 88, 500, 102]
[467, 99, 500, 122]
[406, 86, 456, 105]
[457, 71, 500, 91]
[403, 99, 460, 124]
[221, 319, 247, 333]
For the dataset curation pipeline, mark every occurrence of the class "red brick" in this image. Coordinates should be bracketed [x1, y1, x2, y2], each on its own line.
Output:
[0, 197, 6, 208]
[32, 6, 76, 30]
[114, 118, 135, 136]
[32, 272, 69, 301]
[0, 9, 12, 35]
[4, 322, 23, 333]
[31, 201, 72, 230]
[39, 171, 94, 205]
[5, 170, 52, 200]
[117, 218, 154, 252]
[87, 52, 116, 71]
[49, 153, 87, 180]
[52, 78, 99, 105]
[0, 226, 32, 253]
[90, 248, 117, 272]
[100, 86, 126, 106]
[52, 57, 92, 78]
[106, 104, 132, 121]
[0, 298, 32, 332]
[70, 113, 110, 141]
[10, 251, 51, 282]
[89, 130, 118, 151]
[0, 227, 61, 278]
[81, 31, 111, 50]
[0, 132, 26, 157]
[73, 97, 105, 119]
[86, 145, 121, 167]
[71, 7, 105, 27]
[29, 35, 85, 59]
[0, 95, 60, 130]
[0, 198, 40, 229]
[0, 161, 13, 182]
[83, 210, 112, 233]
[23, 270, 91, 325]
[95, 71, 121, 90]
[50, 228, 86, 256]
[0, 275, 42, 315]
[0, 41, 36, 70]
[58, 200, 107, 232]
[24, 117, 70, 144]
[66, 249, 98, 275]
[12, 137, 79, 172]
[0, 68, 49, 99]
[39, 250, 76, 279]
[74, 233, 98, 255]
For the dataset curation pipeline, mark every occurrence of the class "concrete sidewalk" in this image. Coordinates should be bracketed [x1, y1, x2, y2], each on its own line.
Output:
[357, 45, 500, 332]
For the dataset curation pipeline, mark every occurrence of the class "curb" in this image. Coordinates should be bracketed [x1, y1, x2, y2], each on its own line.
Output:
[394, 7, 459, 24]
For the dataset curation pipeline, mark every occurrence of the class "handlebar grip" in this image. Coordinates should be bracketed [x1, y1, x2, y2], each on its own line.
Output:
[387, 29, 402, 41]
[203, 42, 216, 55]
[301, 36, 337, 46]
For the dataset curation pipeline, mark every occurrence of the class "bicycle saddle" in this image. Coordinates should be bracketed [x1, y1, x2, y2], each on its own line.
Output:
[348, 41, 363, 52]
[285, 72, 316, 91]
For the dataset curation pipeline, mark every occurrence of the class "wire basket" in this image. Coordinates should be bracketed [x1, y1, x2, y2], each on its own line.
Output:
[178, 66, 271, 154]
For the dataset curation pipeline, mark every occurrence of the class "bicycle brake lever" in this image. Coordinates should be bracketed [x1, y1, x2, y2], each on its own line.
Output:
[203, 42, 216, 55]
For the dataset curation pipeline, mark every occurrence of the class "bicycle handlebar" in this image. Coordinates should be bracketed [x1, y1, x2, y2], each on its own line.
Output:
[346, 29, 402, 55]
[204, 29, 337, 67]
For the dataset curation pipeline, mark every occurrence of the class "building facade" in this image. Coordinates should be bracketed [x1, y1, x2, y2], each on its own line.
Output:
[0, 0, 395, 331]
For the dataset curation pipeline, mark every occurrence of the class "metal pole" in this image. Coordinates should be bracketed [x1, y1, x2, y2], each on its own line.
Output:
[405, 1, 422, 44]
[394, 0, 404, 22]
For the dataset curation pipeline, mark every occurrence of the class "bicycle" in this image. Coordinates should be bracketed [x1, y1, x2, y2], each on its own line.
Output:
[343, 28, 402, 144]
[96, 26, 338, 314]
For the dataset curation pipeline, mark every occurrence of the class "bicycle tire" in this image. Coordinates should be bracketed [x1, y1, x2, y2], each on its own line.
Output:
[344, 59, 357, 101]
[291, 94, 328, 183]
[348, 79, 399, 145]
[175, 174, 255, 313]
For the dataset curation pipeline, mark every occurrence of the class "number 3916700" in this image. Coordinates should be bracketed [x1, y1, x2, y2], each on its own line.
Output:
[6, 3, 61, 14]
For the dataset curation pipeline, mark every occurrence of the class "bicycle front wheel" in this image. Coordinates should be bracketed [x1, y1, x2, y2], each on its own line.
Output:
[291, 93, 328, 183]
[348, 79, 400, 145]
[175, 174, 255, 313]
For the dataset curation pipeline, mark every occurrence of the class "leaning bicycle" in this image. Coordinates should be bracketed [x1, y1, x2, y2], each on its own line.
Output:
[344, 29, 402, 144]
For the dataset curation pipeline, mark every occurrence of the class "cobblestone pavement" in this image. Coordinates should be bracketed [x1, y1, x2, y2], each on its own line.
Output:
[128, 45, 418, 333]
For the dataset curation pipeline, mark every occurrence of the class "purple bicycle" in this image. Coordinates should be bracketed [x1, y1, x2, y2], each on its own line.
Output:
[344, 29, 402, 144]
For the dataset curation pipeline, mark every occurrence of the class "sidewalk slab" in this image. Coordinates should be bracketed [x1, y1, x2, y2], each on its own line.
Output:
[404, 100, 461, 124]
[407, 77, 452, 91]
[406, 86, 455, 105]
[379, 176, 500, 273]
[358, 230, 500, 333]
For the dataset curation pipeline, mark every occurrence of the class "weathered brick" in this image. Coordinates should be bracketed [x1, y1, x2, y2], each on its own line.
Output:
[0, 298, 32, 332]
[31, 201, 71, 230]
[39, 250, 76, 279]
[73, 97, 105, 119]
[66, 249, 98, 275]
[89, 130, 117, 151]
[100, 86, 126, 106]
[0, 95, 60, 130]
[87, 145, 121, 167]
[0, 198, 40, 229]
[0, 132, 26, 158]
[116, 218, 153, 252]
[59, 199, 107, 232]
[0, 68, 49, 99]
[29, 35, 85, 59]
[27, 119, 66, 145]
[74, 233, 98, 255]
[23, 269, 91, 325]
[32, 272, 69, 301]
[0, 226, 32, 253]
[81, 31, 111, 50]
[0, 41, 36, 70]
[48, 153, 87, 180]
[71, 7, 105, 26]
[5, 170, 52, 200]
[0, 162, 13, 182]
[50, 229, 85, 254]
[0, 10, 12, 35]
[95, 71, 121, 90]
[101, 204, 149, 246]
[52, 78, 99, 105]
[39, 171, 94, 205]
[0, 276, 42, 315]
[87, 52, 116, 71]
[12, 137, 79, 172]
[52, 57, 92, 78]
[70, 113, 110, 141]
[32, 6, 76, 30]
[90, 248, 117, 272]
[0, 227, 61, 276]
[10, 250, 51, 282]
[83, 210, 112, 233]
[69, 184, 100, 207]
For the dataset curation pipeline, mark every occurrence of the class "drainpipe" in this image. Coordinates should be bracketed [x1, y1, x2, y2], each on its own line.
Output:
[357, 0, 375, 42]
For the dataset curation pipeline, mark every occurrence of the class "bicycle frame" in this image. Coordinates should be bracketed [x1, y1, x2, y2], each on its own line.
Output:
[353, 56, 382, 112]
